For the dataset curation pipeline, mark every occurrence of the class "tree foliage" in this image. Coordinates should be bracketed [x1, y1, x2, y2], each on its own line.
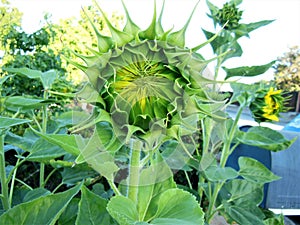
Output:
[273, 46, 300, 92]
[50, 5, 124, 84]
[0, 0, 23, 50]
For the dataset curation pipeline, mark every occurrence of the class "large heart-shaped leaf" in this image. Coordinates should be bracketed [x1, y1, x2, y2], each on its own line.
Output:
[76, 186, 115, 225]
[107, 189, 204, 225]
[238, 157, 280, 184]
[0, 183, 81, 225]
[107, 195, 138, 225]
[107, 154, 203, 224]
[219, 179, 264, 206]
[218, 180, 265, 225]
[150, 188, 204, 225]
[204, 165, 238, 182]
[3, 67, 57, 89]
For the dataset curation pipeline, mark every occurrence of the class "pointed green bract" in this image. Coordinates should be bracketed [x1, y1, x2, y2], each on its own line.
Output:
[121, 0, 141, 35]
[156, 0, 165, 36]
[167, 0, 200, 47]
[139, 0, 157, 40]
[93, 0, 133, 47]
[82, 8, 113, 53]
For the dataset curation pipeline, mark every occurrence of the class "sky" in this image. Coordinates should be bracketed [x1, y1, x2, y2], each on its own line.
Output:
[7, 0, 300, 85]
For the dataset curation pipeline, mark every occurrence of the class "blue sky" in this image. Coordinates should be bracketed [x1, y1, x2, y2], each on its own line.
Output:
[8, 0, 300, 84]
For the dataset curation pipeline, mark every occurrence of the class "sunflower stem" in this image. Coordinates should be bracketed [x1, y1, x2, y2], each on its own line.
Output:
[127, 139, 142, 203]
[206, 104, 246, 222]
[0, 135, 10, 210]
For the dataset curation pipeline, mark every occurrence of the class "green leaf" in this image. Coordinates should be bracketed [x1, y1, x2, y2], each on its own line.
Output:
[218, 180, 265, 224]
[2, 67, 57, 89]
[0, 183, 82, 225]
[0, 75, 12, 86]
[202, 29, 243, 62]
[76, 186, 115, 225]
[107, 189, 204, 225]
[107, 195, 138, 225]
[234, 20, 274, 39]
[204, 165, 238, 182]
[121, 0, 141, 35]
[4, 96, 55, 111]
[33, 132, 84, 156]
[238, 157, 280, 184]
[223, 61, 275, 79]
[263, 214, 284, 225]
[206, 0, 219, 27]
[81, 8, 113, 53]
[75, 122, 121, 180]
[151, 189, 204, 225]
[40, 70, 57, 89]
[61, 162, 98, 186]
[137, 156, 176, 221]
[57, 198, 80, 225]
[237, 126, 296, 151]
[246, 20, 274, 32]
[55, 111, 90, 129]
[139, 0, 157, 40]
[219, 180, 264, 206]
[3, 67, 42, 79]
[225, 205, 265, 225]
[27, 138, 67, 162]
[23, 188, 51, 202]
[4, 131, 37, 153]
[0, 117, 31, 129]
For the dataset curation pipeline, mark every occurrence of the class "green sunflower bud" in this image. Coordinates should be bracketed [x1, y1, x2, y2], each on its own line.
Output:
[249, 87, 285, 123]
[71, 0, 225, 143]
[215, 2, 243, 30]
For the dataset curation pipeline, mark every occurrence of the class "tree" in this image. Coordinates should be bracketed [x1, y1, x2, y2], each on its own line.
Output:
[0, 0, 23, 51]
[273, 46, 300, 92]
[0, 25, 68, 97]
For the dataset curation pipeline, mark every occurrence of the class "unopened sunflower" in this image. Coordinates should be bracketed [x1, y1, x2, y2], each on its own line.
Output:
[71, 0, 226, 146]
[250, 87, 285, 123]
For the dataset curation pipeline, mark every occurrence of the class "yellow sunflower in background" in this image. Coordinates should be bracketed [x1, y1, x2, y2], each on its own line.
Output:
[250, 87, 285, 123]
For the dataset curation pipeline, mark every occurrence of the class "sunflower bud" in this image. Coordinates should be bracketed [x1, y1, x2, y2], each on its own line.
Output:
[72, 0, 226, 142]
[215, 2, 243, 30]
[249, 87, 285, 123]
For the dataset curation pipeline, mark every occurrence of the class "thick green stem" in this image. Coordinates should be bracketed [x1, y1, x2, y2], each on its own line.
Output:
[206, 181, 225, 223]
[127, 139, 142, 203]
[9, 158, 20, 206]
[220, 104, 245, 167]
[0, 135, 10, 210]
[40, 90, 48, 188]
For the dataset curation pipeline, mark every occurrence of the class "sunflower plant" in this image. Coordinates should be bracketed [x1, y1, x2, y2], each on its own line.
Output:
[0, 0, 295, 224]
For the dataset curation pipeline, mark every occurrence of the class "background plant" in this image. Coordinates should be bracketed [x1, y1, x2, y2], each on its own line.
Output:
[273, 45, 300, 92]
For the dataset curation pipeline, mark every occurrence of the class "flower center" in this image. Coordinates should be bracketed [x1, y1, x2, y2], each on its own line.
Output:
[112, 60, 176, 111]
